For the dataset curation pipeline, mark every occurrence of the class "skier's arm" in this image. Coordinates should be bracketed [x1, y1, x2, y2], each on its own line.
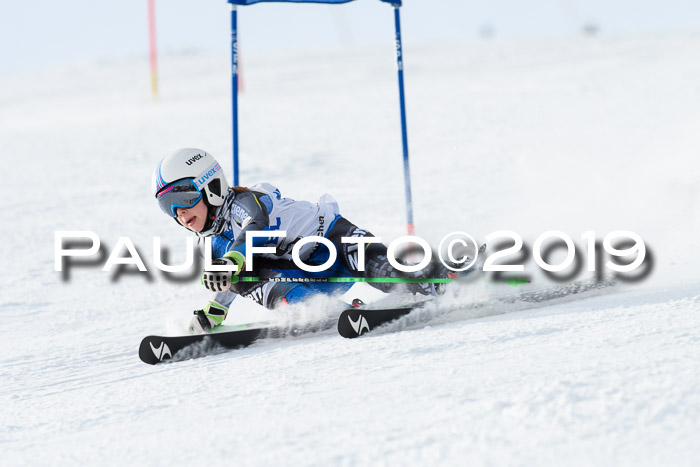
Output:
[200, 191, 273, 294]
[214, 289, 236, 308]
[228, 190, 273, 258]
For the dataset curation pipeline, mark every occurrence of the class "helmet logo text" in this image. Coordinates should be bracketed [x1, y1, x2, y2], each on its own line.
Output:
[185, 154, 204, 166]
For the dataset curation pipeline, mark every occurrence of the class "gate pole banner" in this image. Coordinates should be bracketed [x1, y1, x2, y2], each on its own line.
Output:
[229, 0, 399, 5]
[226, 0, 410, 234]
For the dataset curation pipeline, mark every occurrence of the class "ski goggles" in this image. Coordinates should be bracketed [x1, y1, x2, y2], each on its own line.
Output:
[156, 178, 203, 217]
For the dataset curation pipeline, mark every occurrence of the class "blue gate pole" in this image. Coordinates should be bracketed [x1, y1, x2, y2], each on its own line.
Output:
[229, 1, 239, 186]
[393, 5, 414, 235]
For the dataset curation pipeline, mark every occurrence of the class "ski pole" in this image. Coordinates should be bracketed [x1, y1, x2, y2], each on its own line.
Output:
[232, 276, 455, 284]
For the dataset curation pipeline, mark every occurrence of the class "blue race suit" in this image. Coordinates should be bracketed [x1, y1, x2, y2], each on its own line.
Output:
[198, 183, 443, 309]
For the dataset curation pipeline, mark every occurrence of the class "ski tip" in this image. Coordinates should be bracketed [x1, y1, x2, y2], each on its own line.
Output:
[139, 336, 171, 365]
[337, 309, 371, 339]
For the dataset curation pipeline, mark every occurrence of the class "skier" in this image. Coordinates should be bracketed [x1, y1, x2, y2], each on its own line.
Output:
[152, 148, 447, 333]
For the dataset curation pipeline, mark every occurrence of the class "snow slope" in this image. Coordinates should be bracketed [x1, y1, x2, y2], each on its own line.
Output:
[2, 34, 700, 465]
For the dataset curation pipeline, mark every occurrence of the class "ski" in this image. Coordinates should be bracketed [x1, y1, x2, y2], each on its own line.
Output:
[138, 315, 343, 365]
[336, 277, 618, 339]
[139, 323, 270, 365]
[337, 305, 420, 338]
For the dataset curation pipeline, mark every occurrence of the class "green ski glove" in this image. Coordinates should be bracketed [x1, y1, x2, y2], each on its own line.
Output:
[189, 300, 229, 334]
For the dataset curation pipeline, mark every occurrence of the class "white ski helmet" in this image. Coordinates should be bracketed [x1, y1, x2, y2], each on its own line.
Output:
[152, 148, 229, 218]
